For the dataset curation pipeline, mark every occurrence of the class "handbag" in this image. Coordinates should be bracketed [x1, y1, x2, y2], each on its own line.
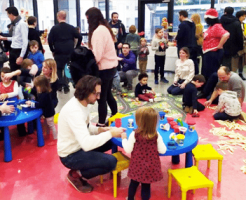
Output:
[0, 52, 9, 63]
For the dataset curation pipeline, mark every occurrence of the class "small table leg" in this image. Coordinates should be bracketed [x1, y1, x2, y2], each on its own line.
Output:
[172, 155, 180, 164]
[27, 121, 34, 134]
[4, 127, 12, 162]
[185, 151, 193, 168]
[36, 117, 44, 147]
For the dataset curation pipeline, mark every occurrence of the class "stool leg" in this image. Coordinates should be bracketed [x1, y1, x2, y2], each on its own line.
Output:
[4, 127, 12, 162]
[181, 190, 187, 200]
[218, 160, 222, 182]
[208, 187, 213, 200]
[113, 171, 117, 198]
[195, 160, 199, 168]
[100, 175, 103, 184]
[207, 160, 211, 169]
[36, 117, 44, 147]
[168, 173, 172, 198]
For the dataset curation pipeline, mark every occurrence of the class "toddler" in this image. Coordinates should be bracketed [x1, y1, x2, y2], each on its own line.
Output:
[112, 71, 122, 95]
[137, 38, 149, 74]
[26, 75, 57, 139]
[122, 106, 166, 200]
[213, 82, 242, 121]
[135, 73, 155, 102]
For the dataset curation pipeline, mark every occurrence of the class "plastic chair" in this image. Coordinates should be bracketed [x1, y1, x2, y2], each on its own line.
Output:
[100, 151, 130, 198]
[168, 166, 214, 200]
[192, 144, 223, 182]
[108, 113, 129, 126]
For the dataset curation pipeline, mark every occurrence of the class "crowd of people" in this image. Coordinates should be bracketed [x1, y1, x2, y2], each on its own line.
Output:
[0, 5, 246, 200]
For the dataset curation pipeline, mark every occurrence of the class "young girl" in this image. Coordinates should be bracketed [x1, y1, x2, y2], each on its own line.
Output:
[122, 107, 166, 200]
[151, 28, 168, 84]
[26, 75, 57, 140]
[137, 38, 149, 74]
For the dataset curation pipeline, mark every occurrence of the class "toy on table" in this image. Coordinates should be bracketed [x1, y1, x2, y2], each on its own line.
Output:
[176, 118, 183, 126]
[173, 125, 180, 134]
[128, 119, 134, 128]
[169, 133, 185, 147]
[115, 118, 122, 128]
[179, 126, 187, 135]
[170, 121, 178, 129]
[160, 123, 170, 131]
[159, 111, 166, 121]
[167, 117, 174, 123]
[187, 119, 196, 132]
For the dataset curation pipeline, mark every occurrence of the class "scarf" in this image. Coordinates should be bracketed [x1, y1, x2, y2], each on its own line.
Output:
[9, 15, 22, 36]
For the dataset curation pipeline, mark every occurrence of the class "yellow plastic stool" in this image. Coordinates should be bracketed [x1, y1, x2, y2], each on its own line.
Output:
[54, 113, 59, 124]
[100, 151, 130, 198]
[168, 166, 214, 200]
[192, 144, 223, 182]
[108, 113, 129, 126]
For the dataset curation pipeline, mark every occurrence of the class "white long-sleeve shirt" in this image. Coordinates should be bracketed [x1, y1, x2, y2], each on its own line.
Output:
[174, 59, 195, 85]
[122, 131, 167, 154]
[57, 97, 112, 157]
[2, 81, 19, 98]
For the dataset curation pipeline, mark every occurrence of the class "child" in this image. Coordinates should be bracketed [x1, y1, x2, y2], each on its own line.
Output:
[28, 40, 44, 75]
[182, 75, 206, 115]
[26, 75, 57, 139]
[151, 28, 168, 84]
[137, 38, 149, 74]
[112, 71, 122, 95]
[122, 106, 166, 200]
[135, 73, 155, 102]
[213, 82, 242, 121]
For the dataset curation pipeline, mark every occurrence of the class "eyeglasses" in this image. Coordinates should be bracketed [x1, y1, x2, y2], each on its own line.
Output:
[93, 91, 101, 97]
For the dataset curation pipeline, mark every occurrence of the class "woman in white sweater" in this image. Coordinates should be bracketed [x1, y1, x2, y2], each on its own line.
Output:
[167, 47, 195, 95]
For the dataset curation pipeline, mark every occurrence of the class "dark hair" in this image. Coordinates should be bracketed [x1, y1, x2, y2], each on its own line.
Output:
[224, 7, 234, 15]
[27, 16, 37, 25]
[155, 28, 162, 34]
[21, 59, 33, 69]
[5, 7, 19, 16]
[74, 75, 101, 101]
[236, 10, 245, 19]
[216, 81, 228, 91]
[1, 67, 11, 74]
[192, 74, 206, 83]
[123, 42, 131, 48]
[220, 66, 231, 75]
[179, 10, 188, 18]
[85, 7, 115, 48]
[29, 40, 39, 47]
[34, 75, 52, 93]
[111, 12, 118, 18]
[138, 73, 148, 81]
[205, 18, 220, 26]
[180, 47, 190, 58]
[129, 25, 136, 34]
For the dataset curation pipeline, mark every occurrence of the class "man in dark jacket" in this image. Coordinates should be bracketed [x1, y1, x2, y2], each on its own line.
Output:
[176, 10, 198, 74]
[48, 10, 82, 94]
[221, 7, 244, 70]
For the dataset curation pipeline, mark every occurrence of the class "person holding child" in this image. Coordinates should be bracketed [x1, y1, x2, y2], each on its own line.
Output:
[26, 75, 57, 139]
[122, 106, 166, 200]
[213, 82, 242, 121]
[135, 73, 155, 102]
[151, 28, 168, 84]
[167, 47, 195, 95]
[137, 38, 149, 74]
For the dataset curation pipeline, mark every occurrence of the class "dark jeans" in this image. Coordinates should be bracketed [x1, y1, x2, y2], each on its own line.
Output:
[213, 112, 240, 121]
[9, 48, 22, 74]
[167, 79, 185, 95]
[60, 140, 117, 180]
[222, 53, 232, 70]
[128, 179, 150, 200]
[183, 101, 205, 112]
[154, 55, 165, 80]
[54, 54, 70, 89]
[98, 67, 118, 124]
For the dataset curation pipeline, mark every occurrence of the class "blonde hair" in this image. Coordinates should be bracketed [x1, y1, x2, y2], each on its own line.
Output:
[191, 13, 201, 24]
[41, 59, 58, 83]
[135, 106, 158, 140]
[140, 38, 147, 43]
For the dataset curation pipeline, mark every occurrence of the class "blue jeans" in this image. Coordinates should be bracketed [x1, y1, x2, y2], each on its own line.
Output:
[60, 141, 117, 179]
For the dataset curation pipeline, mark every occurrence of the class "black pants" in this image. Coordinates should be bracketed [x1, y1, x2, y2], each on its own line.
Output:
[9, 48, 22, 73]
[154, 55, 165, 80]
[183, 101, 205, 112]
[98, 67, 118, 124]
[214, 112, 240, 121]
[202, 72, 219, 104]
[128, 179, 150, 200]
[54, 54, 70, 89]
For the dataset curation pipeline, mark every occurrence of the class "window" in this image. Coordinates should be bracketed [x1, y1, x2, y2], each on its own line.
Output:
[58, 0, 77, 27]
[0, 0, 10, 33]
[14, 0, 34, 21]
[37, 0, 54, 31]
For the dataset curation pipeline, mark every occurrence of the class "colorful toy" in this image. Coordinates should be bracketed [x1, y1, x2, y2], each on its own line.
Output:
[187, 119, 196, 132]
[120, 93, 128, 98]
[176, 118, 183, 126]
[161, 17, 168, 29]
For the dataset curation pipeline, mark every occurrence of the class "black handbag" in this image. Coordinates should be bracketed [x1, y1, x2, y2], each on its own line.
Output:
[0, 52, 8, 63]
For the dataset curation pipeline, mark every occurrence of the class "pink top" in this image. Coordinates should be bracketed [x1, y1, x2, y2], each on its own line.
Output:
[203, 24, 228, 54]
[91, 25, 118, 70]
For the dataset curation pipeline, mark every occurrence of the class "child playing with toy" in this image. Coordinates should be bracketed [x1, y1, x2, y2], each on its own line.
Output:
[27, 40, 44, 75]
[26, 75, 57, 139]
[135, 73, 155, 102]
[137, 38, 149, 74]
[182, 74, 206, 116]
[213, 82, 242, 121]
[151, 28, 168, 84]
[122, 106, 166, 200]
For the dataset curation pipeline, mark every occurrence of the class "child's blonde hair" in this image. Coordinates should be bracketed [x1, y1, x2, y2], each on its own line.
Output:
[34, 75, 51, 93]
[135, 106, 158, 140]
[140, 38, 147, 43]
[42, 59, 58, 83]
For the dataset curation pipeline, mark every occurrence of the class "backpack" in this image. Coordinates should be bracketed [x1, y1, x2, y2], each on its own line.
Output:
[69, 46, 99, 86]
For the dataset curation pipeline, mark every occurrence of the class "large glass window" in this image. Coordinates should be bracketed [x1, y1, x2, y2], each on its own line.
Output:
[14, 0, 33, 21]
[37, 0, 54, 31]
[58, 0, 77, 27]
[0, 0, 10, 33]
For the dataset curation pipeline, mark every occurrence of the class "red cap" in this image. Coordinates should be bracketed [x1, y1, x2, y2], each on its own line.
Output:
[187, 119, 196, 125]
[174, 125, 179, 133]
[167, 117, 174, 122]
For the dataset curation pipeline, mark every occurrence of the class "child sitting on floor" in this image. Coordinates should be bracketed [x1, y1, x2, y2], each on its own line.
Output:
[135, 73, 155, 102]
[213, 82, 242, 121]
[122, 106, 166, 200]
[26, 75, 57, 139]
[182, 74, 206, 115]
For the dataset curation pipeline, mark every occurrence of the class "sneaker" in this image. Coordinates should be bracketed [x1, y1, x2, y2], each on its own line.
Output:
[239, 73, 246, 80]
[160, 77, 169, 83]
[58, 87, 63, 92]
[64, 87, 70, 94]
[184, 106, 190, 113]
[155, 80, 159, 84]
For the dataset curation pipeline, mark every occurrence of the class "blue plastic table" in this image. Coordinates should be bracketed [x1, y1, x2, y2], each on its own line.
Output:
[0, 108, 44, 162]
[111, 115, 198, 168]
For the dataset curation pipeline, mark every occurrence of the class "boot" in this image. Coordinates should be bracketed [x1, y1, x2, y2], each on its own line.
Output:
[239, 73, 246, 80]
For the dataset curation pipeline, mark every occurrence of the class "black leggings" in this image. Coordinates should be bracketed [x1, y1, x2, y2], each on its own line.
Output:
[128, 179, 150, 200]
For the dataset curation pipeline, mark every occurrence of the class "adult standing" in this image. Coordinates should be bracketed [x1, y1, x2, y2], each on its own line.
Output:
[175, 10, 198, 74]
[221, 7, 244, 70]
[85, 7, 118, 127]
[0, 7, 28, 72]
[48, 10, 82, 94]
[109, 12, 126, 55]
[58, 75, 125, 193]
[202, 8, 229, 80]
